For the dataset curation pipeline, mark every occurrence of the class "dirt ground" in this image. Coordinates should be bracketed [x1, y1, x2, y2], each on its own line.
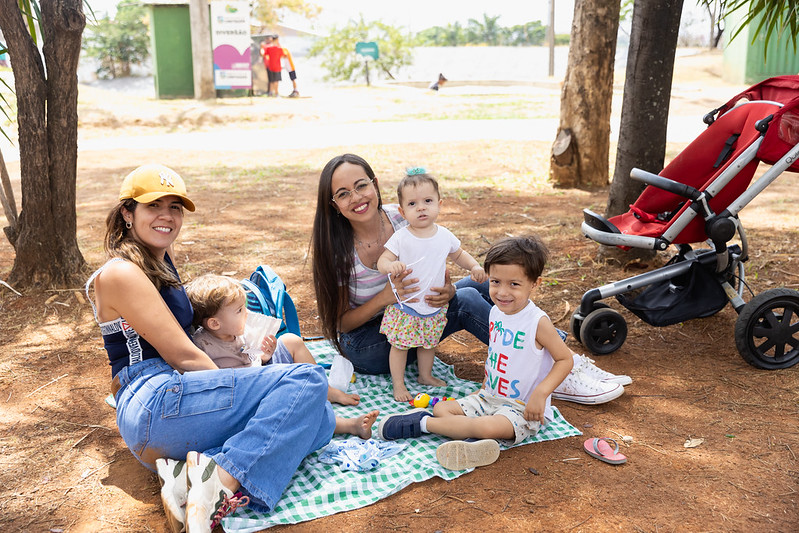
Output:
[1, 51, 798, 532]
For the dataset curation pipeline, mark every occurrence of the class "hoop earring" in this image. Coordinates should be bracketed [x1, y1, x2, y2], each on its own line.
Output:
[125, 221, 132, 229]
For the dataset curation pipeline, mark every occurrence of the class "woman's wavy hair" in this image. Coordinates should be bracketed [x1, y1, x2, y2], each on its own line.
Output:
[310, 154, 382, 353]
[104, 199, 181, 291]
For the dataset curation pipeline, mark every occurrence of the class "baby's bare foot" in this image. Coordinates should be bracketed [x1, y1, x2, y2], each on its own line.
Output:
[328, 386, 360, 405]
[393, 384, 413, 402]
[353, 410, 379, 439]
[418, 376, 446, 387]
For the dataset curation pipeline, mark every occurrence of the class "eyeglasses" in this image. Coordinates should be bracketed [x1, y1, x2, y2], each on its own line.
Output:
[331, 178, 374, 204]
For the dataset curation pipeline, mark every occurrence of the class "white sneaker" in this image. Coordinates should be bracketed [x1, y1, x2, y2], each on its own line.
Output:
[185, 452, 249, 533]
[156, 458, 187, 533]
[573, 354, 632, 386]
[552, 367, 624, 404]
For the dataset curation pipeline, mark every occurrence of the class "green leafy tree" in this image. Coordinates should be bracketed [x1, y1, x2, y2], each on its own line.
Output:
[416, 25, 447, 46]
[252, 0, 319, 29]
[467, 14, 502, 45]
[416, 17, 548, 47]
[443, 22, 463, 46]
[464, 19, 481, 44]
[507, 21, 547, 46]
[83, 3, 149, 79]
[419, 22, 465, 46]
[554, 33, 571, 46]
[308, 17, 413, 82]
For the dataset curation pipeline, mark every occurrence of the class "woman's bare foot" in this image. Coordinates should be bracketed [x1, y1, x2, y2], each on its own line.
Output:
[335, 410, 380, 439]
[328, 386, 360, 405]
[418, 375, 446, 387]
[393, 383, 413, 402]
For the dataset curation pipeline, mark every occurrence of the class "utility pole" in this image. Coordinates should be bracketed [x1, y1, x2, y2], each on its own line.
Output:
[548, 0, 555, 77]
[189, 0, 215, 99]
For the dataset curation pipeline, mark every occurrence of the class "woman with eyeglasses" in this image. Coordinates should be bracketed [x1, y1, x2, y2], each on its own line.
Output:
[311, 153, 493, 376]
[310, 154, 632, 405]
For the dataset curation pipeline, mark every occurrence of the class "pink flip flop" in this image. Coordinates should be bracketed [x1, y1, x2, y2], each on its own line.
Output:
[584, 437, 627, 464]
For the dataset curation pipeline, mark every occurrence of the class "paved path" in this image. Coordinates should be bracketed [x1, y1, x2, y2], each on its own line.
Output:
[3, 114, 709, 163]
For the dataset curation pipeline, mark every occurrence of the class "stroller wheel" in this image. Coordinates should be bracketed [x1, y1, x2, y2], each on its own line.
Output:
[570, 302, 610, 344]
[735, 288, 799, 369]
[580, 308, 628, 355]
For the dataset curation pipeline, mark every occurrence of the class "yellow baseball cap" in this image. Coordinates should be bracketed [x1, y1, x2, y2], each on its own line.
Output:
[118, 163, 196, 212]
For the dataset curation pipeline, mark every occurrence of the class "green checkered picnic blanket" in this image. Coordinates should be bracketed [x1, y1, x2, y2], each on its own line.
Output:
[222, 340, 581, 532]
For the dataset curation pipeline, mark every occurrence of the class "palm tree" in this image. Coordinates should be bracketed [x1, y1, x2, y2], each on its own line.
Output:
[444, 22, 463, 46]
[466, 14, 502, 45]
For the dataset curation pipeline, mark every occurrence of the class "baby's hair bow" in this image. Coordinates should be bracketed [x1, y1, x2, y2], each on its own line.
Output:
[406, 166, 427, 176]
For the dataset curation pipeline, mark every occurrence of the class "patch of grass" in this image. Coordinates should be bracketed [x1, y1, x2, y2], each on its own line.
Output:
[394, 97, 558, 121]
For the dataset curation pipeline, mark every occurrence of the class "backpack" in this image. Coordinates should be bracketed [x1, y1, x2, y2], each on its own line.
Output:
[241, 265, 301, 338]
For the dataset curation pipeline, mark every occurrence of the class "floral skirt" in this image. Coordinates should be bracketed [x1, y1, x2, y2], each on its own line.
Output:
[379, 304, 448, 350]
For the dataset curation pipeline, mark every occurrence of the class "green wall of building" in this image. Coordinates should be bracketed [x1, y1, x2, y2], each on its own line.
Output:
[149, 4, 194, 99]
[723, 6, 799, 84]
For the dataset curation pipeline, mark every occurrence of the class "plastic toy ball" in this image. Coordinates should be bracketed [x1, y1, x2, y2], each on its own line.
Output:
[410, 393, 431, 408]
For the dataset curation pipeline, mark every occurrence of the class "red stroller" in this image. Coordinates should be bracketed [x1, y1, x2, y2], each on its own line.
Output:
[572, 75, 799, 369]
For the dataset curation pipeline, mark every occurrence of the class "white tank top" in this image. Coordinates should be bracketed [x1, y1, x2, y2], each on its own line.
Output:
[484, 300, 555, 420]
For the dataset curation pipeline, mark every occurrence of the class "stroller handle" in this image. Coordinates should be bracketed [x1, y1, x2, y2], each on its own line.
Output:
[630, 168, 701, 201]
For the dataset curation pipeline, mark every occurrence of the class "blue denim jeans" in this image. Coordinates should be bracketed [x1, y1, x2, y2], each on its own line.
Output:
[339, 277, 492, 375]
[114, 358, 336, 513]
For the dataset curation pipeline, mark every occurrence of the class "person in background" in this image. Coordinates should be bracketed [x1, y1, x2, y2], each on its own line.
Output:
[260, 35, 299, 97]
[429, 73, 448, 91]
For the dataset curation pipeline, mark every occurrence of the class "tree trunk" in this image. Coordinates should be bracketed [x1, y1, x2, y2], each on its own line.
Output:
[0, 148, 19, 245]
[0, 0, 87, 288]
[550, 0, 620, 189]
[189, 0, 215, 100]
[707, 1, 717, 50]
[606, 0, 684, 219]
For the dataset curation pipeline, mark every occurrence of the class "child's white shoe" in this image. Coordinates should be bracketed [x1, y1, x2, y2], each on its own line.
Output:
[552, 367, 624, 404]
[573, 353, 632, 386]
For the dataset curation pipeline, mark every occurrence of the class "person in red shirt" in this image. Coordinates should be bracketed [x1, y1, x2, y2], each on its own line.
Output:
[259, 35, 299, 97]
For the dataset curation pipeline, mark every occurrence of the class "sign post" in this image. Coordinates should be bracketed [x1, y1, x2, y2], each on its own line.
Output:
[210, 1, 252, 91]
[355, 41, 379, 86]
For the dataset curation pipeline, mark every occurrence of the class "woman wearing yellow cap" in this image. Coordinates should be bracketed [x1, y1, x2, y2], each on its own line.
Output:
[86, 164, 337, 533]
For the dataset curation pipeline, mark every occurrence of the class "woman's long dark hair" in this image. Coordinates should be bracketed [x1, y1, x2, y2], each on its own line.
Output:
[310, 154, 382, 354]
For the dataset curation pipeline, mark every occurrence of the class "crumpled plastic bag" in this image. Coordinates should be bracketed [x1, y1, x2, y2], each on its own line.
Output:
[328, 354, 354, 393]
[318, 438, 407, 472]
[241, 311, 282, 363]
